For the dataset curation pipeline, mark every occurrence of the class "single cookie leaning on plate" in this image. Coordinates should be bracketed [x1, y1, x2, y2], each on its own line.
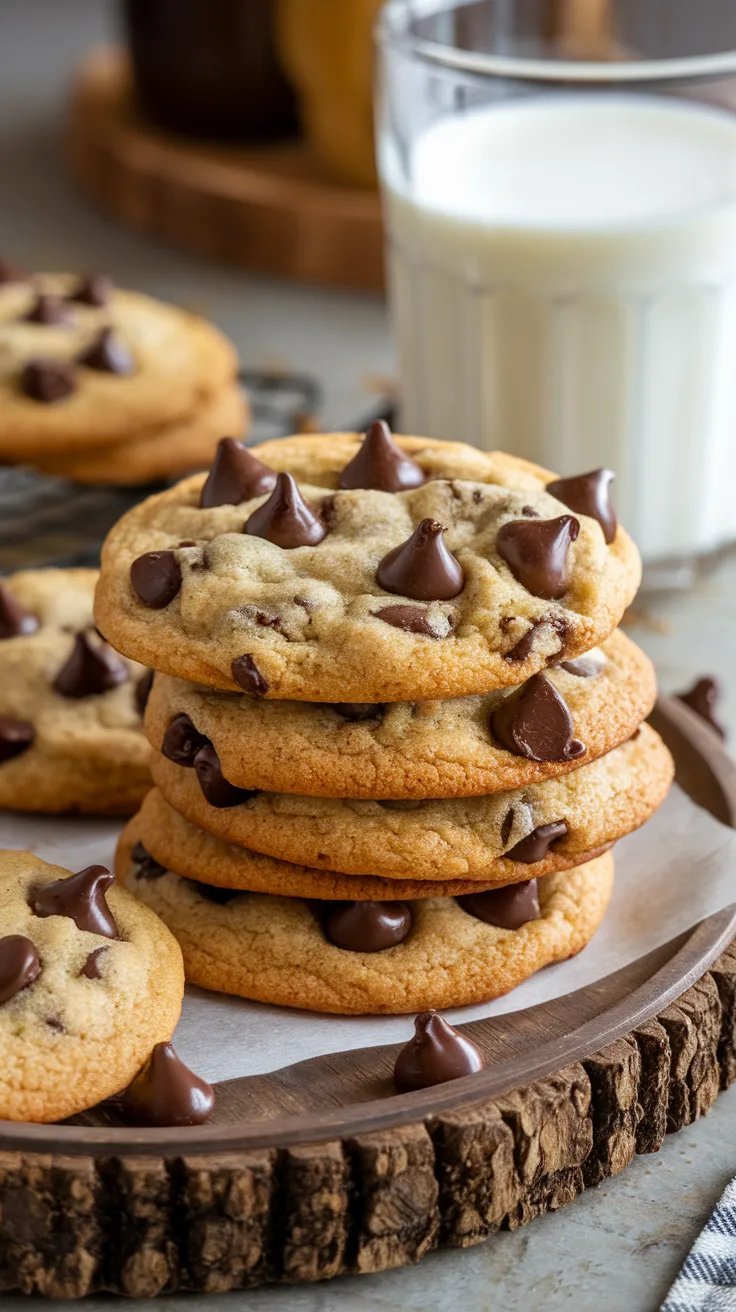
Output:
[0, 568, 151, 814]
[0, 270, 238, 458]
[0, 851, 184, 1121]
[146, 628, 654, 798]
[150, 722, 673, 882]
[94, 428, 641, 702]
[118, 832, 613, 1014]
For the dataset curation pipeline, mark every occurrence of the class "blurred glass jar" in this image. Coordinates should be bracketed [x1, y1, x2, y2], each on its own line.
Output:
[123, 0, 297, 141]
[277, 0, 382, 187]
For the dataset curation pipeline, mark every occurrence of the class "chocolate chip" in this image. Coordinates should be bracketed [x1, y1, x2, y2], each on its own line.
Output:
[46, 1015, 65, 1033]
[324, 901, 412, 952]
[53, 631, 128, 698]
[521, 505, 540, 518]
[130, 551, 182, 609]
[472, 489, 484, 504]
[506, 821, 568, 863]
[78, 327, 134, 375]
[161, 714, 209, 767]
[0, 584, 39, 639]
[547, 469, 617, 544]
[200, 438, 277, 508]
[231, 654, 269, 695]
[242, 606, 281, 632]
[338, 421, 425, 492]
[374, 604, 437, 636]
[559, 652, 606, 678]
[178, 540, 197, 548]
[503, 614, 567, 663]
[70, 274, 112, 307]
[497, 516, 580, 599]
[192, 881, 239, 905]
[122, 1041, 215, 1127]
[393, 1011, 484, 1092]
[0, 261, 24, 283]
[676, 676, 726, 739]
[491, 673, 585, 762]
[293, 596, 314, 614]
[194, 743, 256, 808]
[457, 880, 540, 930]
[377, 519, 464, 601]
[0, 717, 34, 763]
[131, 840, 167, 881]
[135, 669, 154, 716]
[0, 935, 41, 1003]
[80, 946, 108, 979]
[21, 358, 77, 403]
[23, 294, 72, 326]
[244, 472, 327, 548]
[32, 865, 119, 938]
[501, 809, 515, 846]
[332, 703, 386, 722]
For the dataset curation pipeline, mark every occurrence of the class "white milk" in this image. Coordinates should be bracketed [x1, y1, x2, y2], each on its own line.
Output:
[381, 96, 736, 562]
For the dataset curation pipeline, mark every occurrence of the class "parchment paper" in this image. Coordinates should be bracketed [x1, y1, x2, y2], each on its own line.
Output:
[6, 781, 736, 1083]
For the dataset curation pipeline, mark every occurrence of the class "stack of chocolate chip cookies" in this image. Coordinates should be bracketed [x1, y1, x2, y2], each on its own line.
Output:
[0, 265, 247, 484]
[94, 425, 674, 1015]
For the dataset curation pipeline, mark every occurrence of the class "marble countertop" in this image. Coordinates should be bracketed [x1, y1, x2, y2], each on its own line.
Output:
[2, 1, 736, 1308]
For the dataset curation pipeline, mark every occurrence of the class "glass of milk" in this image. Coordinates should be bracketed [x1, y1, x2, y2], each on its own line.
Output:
[376, 0, 736, 583]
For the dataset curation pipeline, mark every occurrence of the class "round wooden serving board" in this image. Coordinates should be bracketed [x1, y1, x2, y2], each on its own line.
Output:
[1, 694, 736, 1298]
[66, 48, 384, 291]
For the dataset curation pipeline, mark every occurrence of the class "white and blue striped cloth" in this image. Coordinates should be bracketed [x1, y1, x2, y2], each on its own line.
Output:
[662, 1177, 736, 1310]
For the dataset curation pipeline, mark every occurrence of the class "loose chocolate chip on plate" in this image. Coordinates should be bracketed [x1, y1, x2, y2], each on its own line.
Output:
[122, 1041, 215, 1127]
[377, 519, 464, 601]
[161, 713, 209, 767]
[506, 821, 568, 864]
[547, 469, 617, 544]
[374, 604, 437, 636]
[194, 743, 256, 808]
[244, 472, 327, 548]
[80, 946, 109, 979]
[457, 880, 540, 930]
[21, 358, 77, 403]
[0, 716, 34, 763]
[53, 632, 128, 698]
[200, 437, 277, 508]
[497, 515, 580, 599]
[491, 672, 585, 762]
[338, 420, 425, 492]
[70, 273, 112, 307]
[32, 865, 120, 939]
[324, 901, 412, 952]
[78, 327, 134, 375]
[676, 676, 726, 739]
[130, 551, 182, 609]
[0, 935, 41, 1003]
[394, 1011, 484, 1092]
[231, 654, 270, 695]
[0, 583, 39, 639]
[131, 841, 167, 881]
[23, 294, 73, 326]
[135, 669, 155, 717]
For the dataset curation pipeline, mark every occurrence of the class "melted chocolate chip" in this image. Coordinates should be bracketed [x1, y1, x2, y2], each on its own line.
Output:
[53, 632, 128, 698]
[377, 519, 464, 601]
[457, 880, 540, 930]
[80, 946, 108, 979]
[242, 607, 281, 632]
[338, 421, 425, 492]
[497, 516, 580, 599]
[70, 274, 112, 307]
[491, 673, 585, 762]
[374, 605, 437, 636]
[32, 865, 119, 938]
[78, 327, 134, 375]
[23, 294, 72, 326]
[200, 438, 277, 508]
[501, 809, 515, 846]
[506, 821, 568, 863]
[135, 669, 155, 716]
[547, 469, 617, 544]
[46, 1015, 65, 1033]
[130, 551, 182, 609]
[244, 472, 326, 548]
[131, 840, 166, 881]
[0, 717, 34, 763]
[21, 358, 77, 403]
[559, 652, 606, 678]
[194, 743, 256, 808]
[393, 1012, 484, 1092]
[332, 703, 386, 722]
[0, 935, 41, 1003]
[324, 901, 412, 952]
[193, 881, 239, 905]
[676, 676, 726, 739]
[0, 584, 39, 639]
[122, 1041, 215, 1127]
[161, 714, 209, 767]
[503, 615, 567, 663]
[231, 654, 270, 695]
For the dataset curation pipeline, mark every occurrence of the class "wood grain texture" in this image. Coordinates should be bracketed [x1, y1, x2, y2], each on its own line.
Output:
[66, 48, 384, 291]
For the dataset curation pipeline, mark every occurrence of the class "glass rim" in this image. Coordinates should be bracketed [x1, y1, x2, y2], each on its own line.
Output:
[376, 0, 736, 85]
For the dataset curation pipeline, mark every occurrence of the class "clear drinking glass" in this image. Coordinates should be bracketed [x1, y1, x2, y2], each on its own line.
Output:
[376, 0, 736, 585]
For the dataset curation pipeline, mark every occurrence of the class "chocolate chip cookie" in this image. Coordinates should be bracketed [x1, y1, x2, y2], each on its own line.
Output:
[94, 430, 641, 703]
[0, 851, 184, 1121]
[146, 628, 654, 798]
